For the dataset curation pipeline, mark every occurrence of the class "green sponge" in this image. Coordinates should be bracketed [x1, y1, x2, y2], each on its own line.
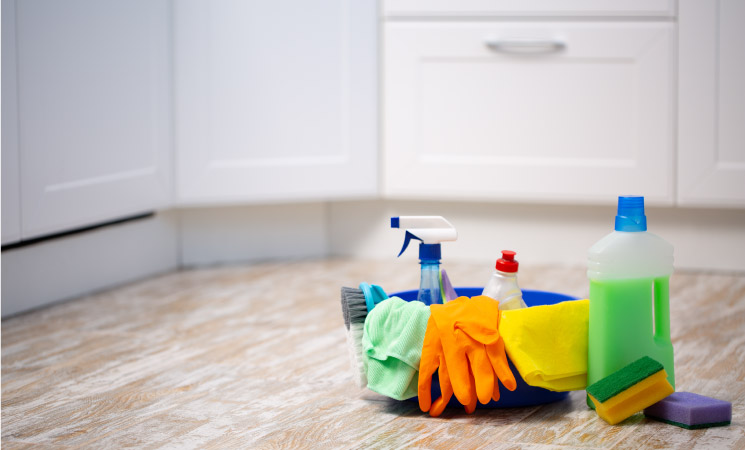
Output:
[587, 356, 674, 425]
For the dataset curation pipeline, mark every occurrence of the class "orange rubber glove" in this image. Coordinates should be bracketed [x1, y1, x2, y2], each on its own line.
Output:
[418, 315, 453, 417]
[455, 295, 517, 404]
[418, 314, 478, 417]
[418, 296, 516, 416]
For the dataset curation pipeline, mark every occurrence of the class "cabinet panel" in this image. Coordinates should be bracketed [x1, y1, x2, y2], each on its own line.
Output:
[175, 0, 377, 205]
[678, 0, 745, 207]
[2, 0, 21, 244]
[16, 0, 172, 239]
[384, 22, 675, 204]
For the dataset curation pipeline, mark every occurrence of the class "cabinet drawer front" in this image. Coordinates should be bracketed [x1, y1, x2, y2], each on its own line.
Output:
[383, 0, 675, 18]
[383, 22, 674, 203]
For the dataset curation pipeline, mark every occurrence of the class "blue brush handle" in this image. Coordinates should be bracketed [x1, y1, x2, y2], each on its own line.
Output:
[359, 282, 389, 312]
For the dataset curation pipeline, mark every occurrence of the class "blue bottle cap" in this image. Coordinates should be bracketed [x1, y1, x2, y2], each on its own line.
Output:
[615, 196, 647, 232]
[419, 243, 441, 261]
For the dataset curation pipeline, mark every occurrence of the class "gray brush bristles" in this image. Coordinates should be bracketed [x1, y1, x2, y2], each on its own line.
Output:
[341, 287, 352, 330]
[341, 287, 368, 328]
[340, 286, 371, 388]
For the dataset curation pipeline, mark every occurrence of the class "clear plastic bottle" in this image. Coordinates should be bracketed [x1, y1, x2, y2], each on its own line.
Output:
[418, 253, 441, 306]
[482, 250, 527, 310]
[587, 196, 675, 392]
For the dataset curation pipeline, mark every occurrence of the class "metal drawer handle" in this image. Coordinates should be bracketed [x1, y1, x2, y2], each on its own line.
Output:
[485, 38, 566, 54]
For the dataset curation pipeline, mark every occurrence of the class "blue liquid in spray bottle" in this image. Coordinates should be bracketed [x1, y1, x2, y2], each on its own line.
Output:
[391, 216, 458, 306]
[418, 245, 442, 305]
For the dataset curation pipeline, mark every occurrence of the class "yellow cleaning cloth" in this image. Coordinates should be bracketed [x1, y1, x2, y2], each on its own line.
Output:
[499, 299, 589, 392]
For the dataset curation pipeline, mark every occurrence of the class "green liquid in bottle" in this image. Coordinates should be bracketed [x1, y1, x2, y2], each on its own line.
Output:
[588, 276, 675, 390]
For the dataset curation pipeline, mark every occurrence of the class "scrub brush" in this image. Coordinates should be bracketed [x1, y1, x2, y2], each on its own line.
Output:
[340, 283, 388, 387]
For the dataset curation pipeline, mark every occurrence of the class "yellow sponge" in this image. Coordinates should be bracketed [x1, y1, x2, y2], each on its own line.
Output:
[587, 356, 674, 425]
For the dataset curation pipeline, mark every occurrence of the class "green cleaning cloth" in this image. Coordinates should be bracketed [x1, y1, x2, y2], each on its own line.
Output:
[362, 297, 430, 400]
[499, 299, 589, 392]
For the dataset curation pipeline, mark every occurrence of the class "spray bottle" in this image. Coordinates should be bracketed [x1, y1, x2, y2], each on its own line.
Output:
[391, 216, 457, 306]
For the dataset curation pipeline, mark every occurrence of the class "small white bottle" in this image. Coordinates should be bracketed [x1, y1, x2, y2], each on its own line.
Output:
[482, 250, 527, 310]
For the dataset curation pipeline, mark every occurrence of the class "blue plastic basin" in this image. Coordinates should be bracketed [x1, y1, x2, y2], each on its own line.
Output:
[390, 287, 578, 408]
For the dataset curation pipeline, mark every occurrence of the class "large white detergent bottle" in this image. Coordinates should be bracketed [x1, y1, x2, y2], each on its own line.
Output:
[587, 196, 675, 391]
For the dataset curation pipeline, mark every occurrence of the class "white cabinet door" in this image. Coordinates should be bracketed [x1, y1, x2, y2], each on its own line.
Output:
[384, 22, 675, 204]
[16, 0, 172, 239]
[2, 0, 21, 245]
[678, 0, 745, 207]
[174, 0, 377, 205]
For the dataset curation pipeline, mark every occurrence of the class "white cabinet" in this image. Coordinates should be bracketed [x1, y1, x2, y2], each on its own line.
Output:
[383, 21, 675, 204]
[2, 0, 21, 244]
[174, 0, 377, 205]
[678, 0, 745, 207]
[14, 0, 172, 239]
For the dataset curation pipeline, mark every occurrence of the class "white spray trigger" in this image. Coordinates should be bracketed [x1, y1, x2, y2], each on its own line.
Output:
[391, 216, 458, 257]
[398, 231, 422, 257]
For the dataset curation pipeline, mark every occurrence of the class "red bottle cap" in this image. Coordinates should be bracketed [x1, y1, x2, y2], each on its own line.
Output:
[496, 250, 519, 273]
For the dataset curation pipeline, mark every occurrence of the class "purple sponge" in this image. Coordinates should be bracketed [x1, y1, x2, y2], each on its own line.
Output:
[644, 392, 731, 429]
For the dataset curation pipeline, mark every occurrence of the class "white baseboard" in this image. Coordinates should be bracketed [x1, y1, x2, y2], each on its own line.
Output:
[1, 211, 179, 317]
[178, 203, 328, 267]
[4, 200, 742, 317]
[328, 200, 745, 273]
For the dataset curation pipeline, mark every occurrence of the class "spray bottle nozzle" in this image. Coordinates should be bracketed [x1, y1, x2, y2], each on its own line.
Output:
[390, 216, 457, 259]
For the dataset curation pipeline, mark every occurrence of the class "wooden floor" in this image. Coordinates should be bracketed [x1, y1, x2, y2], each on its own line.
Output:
[2, 259, 744, 449]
